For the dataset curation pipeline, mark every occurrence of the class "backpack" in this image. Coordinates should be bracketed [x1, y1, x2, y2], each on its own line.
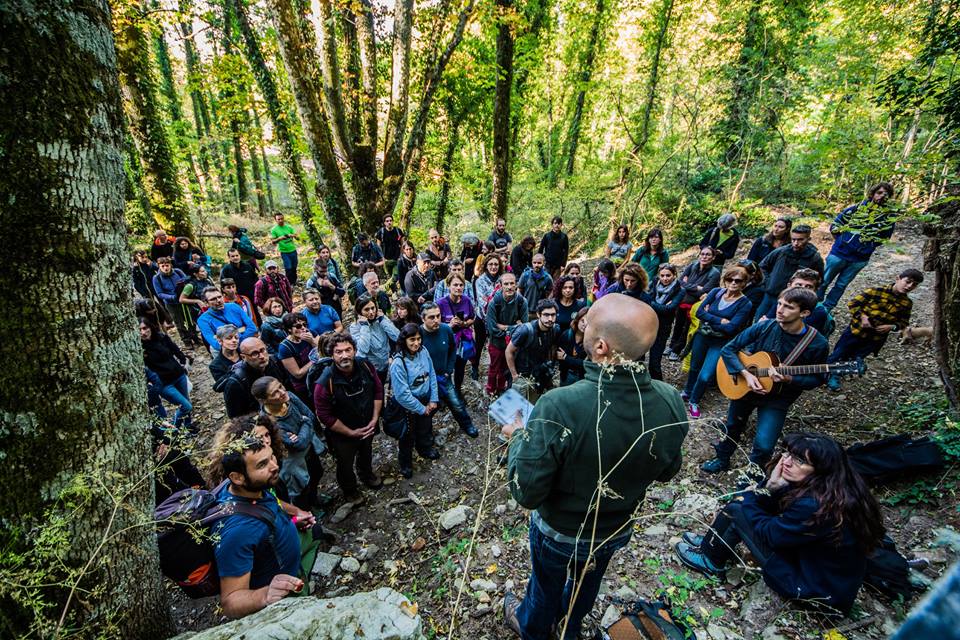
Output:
[864, 534, 913, 601]
[305, 357, 335, 395]
[155, 481, 276, 598]
[846, 434, 945, 485]
[596, 599, 688, 640]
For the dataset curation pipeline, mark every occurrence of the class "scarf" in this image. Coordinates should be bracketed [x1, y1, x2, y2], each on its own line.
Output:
[654, 279, 679, 305]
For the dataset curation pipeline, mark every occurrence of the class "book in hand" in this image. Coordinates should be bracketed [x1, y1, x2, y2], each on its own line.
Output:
[488, 388, 534, 430]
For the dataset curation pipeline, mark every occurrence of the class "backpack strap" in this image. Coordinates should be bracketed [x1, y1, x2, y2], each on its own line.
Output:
[781, 326, 818, 366]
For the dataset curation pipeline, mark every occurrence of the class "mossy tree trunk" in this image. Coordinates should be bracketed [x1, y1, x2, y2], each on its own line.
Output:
[491, 0, 514, 222]
[924, 186, 960, 408]
[0, 0, 175, 636]
[114, 0, 195, 239]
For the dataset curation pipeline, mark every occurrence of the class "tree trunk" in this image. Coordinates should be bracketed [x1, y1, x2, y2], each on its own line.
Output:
[254, 109, 276, 210]
[435, 110, 463, 234]
[564, 0, 606, 177]
[924, 186, 960, 408]
[246, 113, 269, 217]
[231, 125, 248, 213]
[491, 0, 515, 221]
[115, 0, 195, 238]
[716, 0, 763, 164]
[0, 1, 175, 636]
[234, 0, 324, 246]
[269, 0, 354, 246]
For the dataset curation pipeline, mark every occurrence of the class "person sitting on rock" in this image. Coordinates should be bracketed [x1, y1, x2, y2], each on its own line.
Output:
[675, 432, 885, 618]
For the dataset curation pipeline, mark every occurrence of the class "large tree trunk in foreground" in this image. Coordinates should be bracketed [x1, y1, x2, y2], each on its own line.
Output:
[924, 187, 960, 408]
[115, 0, 195, 239]
[0, 1, 174, 637]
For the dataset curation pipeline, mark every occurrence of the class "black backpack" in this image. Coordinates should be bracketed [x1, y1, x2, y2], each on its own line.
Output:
[846, 434, 945, 485]
[595, 599, 688, 640]
[864, 534, 913, 601]
[155, 481, 276, 598]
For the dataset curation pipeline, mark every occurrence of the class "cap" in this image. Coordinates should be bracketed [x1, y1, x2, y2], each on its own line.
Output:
[417, 252, 432, 262]
[265, 260, 278, 269]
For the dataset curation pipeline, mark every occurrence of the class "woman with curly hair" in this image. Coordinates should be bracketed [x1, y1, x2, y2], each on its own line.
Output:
[675, 432, 885, 616]
[608, 262, 650, 303]
[551, 275, 587, 330]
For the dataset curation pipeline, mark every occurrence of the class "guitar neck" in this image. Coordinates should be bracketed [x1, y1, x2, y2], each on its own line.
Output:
[756, 364, 834, 377]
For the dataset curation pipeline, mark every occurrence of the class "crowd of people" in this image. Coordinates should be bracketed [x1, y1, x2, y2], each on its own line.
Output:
[136, 183, 924, 633]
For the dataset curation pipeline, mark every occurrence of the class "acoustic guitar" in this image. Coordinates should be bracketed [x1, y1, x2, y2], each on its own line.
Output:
[716, 352, 864, 400]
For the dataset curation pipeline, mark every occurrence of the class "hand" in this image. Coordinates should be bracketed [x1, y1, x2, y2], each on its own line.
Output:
[501, 410, 524, 440]
[766, 457, 788, 491]
[860, 314, 872, 328]
[556, 348, 567, 361]
[720, 318, 729, 324]
[154, 443, 169, 462]
[292, 508, 316, 529]
[876, 324, 895, 334]
[418, 296, 425, 305]
[768, 366, 789, 384]
[426, 402, 438, 415]
[355, 422, 376, 438]
[450, 317, 462, 329]
[377, 308, 385, 318]
[288, 433, 299, 443]
[741, 370, 767, 394]
[759, 315, 768, 322]
[262, 574, 303, 607]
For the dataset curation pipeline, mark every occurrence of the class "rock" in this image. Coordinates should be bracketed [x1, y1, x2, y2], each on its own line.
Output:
[411, 537, 427, 552]
[760, 629, 787, 640]
[614, 586, 637, 600]
[358, 544, 379, 562]
[470, 578, 497, 592]
[674, 493, 717, 515]
[340, 556, 361, 573]
[447, 488, 461, 499]
[491, 544, 502, 558]
[708, 623, 744, 640]
[506, 498, 518, 511]
[330, 503, 354, 524]
[467, 465, 479, 475]
[504, 579, 515, 592]
[600, 604, 621, 628]
[475, 590, 491, 603]
[439, 505, 473, 530]
[212, 412, 225, 420]
[311, 552, 342, 577]
[494, 504, 507, 515]
[643, 524, 669, 537]
[725, 565, 745, 587]
[173, 588, 423, 639]
[383, 477, 396, 486]
[328, 546, 345, 555]
[383, 560, 399, 573]
[472, 604, 492, 617]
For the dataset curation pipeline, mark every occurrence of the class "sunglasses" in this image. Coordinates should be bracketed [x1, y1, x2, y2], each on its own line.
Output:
[725, 277, 746, 283]
[293, 322, 308, 328]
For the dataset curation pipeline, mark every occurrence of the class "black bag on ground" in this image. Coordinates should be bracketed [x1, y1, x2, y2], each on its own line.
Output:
[864, 534, 913, 601]
[155, 481, 275, 598]
[596, 599, 688, 640]
[846, 434, 944, 484]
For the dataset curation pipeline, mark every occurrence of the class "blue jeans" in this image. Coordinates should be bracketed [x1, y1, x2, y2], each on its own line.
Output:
[438, 375, 473, 429]
[714, 395, 788, 467]
[683, 334, 725, 404]
[517, 519, 631, 640]
[280, 250, 299, 285]
[160, 374, 193, 431]
[828, 327, 878, 363]
[819, 254, 868, 311]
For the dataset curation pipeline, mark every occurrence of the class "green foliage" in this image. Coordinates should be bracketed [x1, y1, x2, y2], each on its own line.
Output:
[643, 557, 721, 632]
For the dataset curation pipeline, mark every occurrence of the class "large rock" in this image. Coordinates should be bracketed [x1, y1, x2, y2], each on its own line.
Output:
[439, 504, 473, 530]
[174, 588, 424, 640]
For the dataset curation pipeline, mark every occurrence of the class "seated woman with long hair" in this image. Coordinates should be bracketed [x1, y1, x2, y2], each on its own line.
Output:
[674, 433, 885, 616]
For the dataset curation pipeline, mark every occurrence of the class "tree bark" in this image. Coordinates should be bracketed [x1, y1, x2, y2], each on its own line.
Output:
[253, 108, 276, 210]
[491, 0, 515, 221]
[115, 0, 195, 238]
[234, 0, 323, 246]
[436, 109, 463, 234]
[564, 0, 606, 176]
[246, 112, 269, 216]
[0, 1, 175, 636]
[924, 187, 960, 408]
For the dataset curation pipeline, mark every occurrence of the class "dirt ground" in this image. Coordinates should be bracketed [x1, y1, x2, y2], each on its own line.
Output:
[169, 216, 959, 640]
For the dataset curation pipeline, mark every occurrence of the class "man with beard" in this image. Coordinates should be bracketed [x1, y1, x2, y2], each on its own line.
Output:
[506, 299, 561, 402]
[213, 424, 306, 618]
[218, 337, 292, 417]
[313, 333, 384, 503]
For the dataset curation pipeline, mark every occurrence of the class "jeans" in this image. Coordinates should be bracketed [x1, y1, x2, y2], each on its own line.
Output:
[753, 293, 778, 323]
[517, 519, 632, 640]
[828, 327, 879, 363]
[683, 334, 725, 404]
[160, 373, 193, 431]
[714, 395, 788, 468]
[891, 561, 960, 639]
[486, 343, 510, 394]
[327, 431, 374, 495]
[280, 250, 299, 286]
[438, 375, 474, 430]
[700, 501, 771, 568]
[819, 254, 868, 311]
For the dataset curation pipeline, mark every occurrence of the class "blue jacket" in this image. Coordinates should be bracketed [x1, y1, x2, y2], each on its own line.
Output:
[740, 487, 866, 615]
[695, 288, 753, 336]
[197, 303, 258, 350]
[648, 281, 683, 318]
[152, 269, 188, 305]
[608, 282, 653, 304]
[389, 348, 439, 414]
[518, 267, 553, 316]
[421, 323, 457, 377]
[349, 315, 399, 371]
[829, 200, 896, 262]
[719, 320, 828, 409]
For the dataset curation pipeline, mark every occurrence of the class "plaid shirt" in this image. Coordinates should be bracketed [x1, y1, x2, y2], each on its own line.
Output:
[847, 284, 912, 342]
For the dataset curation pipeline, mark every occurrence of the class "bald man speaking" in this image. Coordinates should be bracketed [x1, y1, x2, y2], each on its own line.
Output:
[502, 294, 688, 640]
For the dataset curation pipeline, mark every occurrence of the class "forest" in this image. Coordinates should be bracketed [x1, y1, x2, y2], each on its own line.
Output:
[3, 0, 960, 638]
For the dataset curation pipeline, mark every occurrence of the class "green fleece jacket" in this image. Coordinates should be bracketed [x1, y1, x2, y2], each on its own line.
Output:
[507, 360, 688, 538]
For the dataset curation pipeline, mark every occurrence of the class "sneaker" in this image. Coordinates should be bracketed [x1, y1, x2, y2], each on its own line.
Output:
[343, 491, 364, 505]
[680, 390, 689, 402]
[688, 402, 701, 419]
[667, 350, 681, 362]
[682, 532, 704, 548]
[826, 375, 842, 392]
[674, 541, 725, 579]
[701, 457, 730, 474]
[503, 591, 522, 637]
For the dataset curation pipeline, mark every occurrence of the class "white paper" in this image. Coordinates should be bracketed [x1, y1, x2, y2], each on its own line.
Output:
[487, 388, 534, 428]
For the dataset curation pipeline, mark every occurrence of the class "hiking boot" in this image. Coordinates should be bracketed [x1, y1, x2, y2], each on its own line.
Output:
[462, 424, 480, 438]
[688, 402, 701, 419]
[503, 591, 522, 637]
[682, 532, 704, 548]
[399, 466, 413, 479]
[674, 541, 725, 579]
[701, 457, 730, 474]
[826, 375, 842, 392]
[360, 472, 383, 489]
[419, 448, 441, 460]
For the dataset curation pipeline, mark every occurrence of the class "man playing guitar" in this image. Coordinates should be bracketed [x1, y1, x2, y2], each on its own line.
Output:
[702, 287, 829, 475]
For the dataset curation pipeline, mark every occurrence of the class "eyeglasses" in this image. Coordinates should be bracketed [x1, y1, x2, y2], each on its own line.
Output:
[242, 347, 268, 357]
[781, 451, 812, 467]
[725, 278, 746, 284]
[293, 322, 308, 328]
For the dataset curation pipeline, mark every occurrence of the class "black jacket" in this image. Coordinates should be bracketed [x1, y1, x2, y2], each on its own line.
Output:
[217, 358, 292, 418]
[133, 262, 158, 298]
[141, 333, 188, 385]
[538, 231, 569, 269]
[220, 261, 259, 302]
[700, 227, 741, 268]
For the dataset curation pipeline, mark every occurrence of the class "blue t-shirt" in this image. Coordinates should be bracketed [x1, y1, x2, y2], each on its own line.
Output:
[303, 305, 340, 336]
[213, 484, 300, 588]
